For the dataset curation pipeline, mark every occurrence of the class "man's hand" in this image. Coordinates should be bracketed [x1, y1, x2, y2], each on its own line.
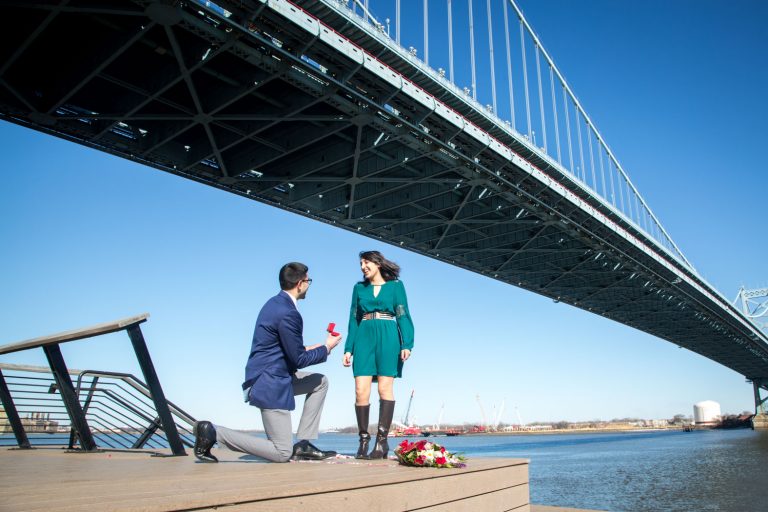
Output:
[325, 332, 342, 354]
[342, 352, 352, 367]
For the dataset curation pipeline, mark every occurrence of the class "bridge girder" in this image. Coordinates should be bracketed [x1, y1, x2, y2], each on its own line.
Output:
[1, 0, 767, 390]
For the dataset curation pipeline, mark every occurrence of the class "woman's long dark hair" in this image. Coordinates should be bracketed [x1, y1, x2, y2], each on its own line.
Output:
[360, 250, 400, 282]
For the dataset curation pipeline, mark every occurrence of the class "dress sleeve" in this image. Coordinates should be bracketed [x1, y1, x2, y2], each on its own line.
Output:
[344, 284, 360, 354]
[394, 281, 414, 350]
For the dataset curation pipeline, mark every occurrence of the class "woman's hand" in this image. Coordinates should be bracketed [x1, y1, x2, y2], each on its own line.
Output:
[400, 349, 411, 362]
[342, 352, 352, 367]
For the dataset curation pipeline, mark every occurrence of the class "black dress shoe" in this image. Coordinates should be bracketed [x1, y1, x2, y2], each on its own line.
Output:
[291, 440, 337, 461]
[193, 421, 218, 463]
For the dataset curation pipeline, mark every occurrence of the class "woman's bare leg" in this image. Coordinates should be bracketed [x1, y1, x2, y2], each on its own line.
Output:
[355, 376, 373, 405]
[376, 376, 394, 401]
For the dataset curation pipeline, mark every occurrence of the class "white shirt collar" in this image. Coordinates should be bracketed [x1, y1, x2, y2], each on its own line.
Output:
[281, 290, 298, 308]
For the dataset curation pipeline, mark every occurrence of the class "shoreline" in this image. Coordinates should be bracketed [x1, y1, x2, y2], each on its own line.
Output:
[323, 426, 690, 437]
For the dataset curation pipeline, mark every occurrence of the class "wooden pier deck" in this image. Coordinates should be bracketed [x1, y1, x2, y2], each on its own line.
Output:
[0, 446, 531, 511]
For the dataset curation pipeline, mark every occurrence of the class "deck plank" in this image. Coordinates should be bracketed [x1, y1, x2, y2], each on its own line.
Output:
[0, 447, 529, 511]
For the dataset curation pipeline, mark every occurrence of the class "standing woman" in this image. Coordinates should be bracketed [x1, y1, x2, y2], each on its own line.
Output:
[343, 251, 414, 459]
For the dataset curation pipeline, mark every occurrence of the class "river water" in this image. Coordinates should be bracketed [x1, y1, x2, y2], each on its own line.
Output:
[319, 429, 768, 511]
[4, 429, 767, 511]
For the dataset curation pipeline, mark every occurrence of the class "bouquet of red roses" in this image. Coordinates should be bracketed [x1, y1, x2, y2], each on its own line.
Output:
[394, 439, 466, 468]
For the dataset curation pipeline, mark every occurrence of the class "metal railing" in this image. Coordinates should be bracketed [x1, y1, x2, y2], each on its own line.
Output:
[0, 314, 187, 455]
[0, 364, 195, 452]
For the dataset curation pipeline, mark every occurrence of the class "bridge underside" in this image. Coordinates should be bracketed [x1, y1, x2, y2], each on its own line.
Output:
[2, 0, 767, 388]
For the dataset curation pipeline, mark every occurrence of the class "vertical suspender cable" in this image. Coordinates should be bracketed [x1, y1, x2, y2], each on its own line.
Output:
[617, 163, 626, 214]
[587, 126, 597, 190]
[563, 87, 574, 173]
[576, 112, 586, 182]
[364, 0, 368, 23]
[520, 19, 531, 139]
[448, 0, 455, 83]
[550, 66, 561, 163]
[646, 210, 652, 235]
[644, 210, 650, 236]
[607, 153, 616, 207]
[424, 0, 429, 65]
[642, 198, 650, 233]
[598, 141, 607, 200]
[507, 1, 694, 268]
[502, 0, 516, 128]
[396, 0, 400, 45]
[487, 0, 497, 114]
[535, 44, 546, 151]
[469, 0, 477, 100]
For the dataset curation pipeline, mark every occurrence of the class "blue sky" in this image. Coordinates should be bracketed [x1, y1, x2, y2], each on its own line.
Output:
[1, 0, 767, 430]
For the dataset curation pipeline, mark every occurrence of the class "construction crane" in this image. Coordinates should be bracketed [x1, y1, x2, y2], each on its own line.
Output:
[734, 287, 768, 332]
[514, 406, 524, 427]
[492, 399, 506, 429]
[476, 394, 488, 427]
[434, 403, 445, 430]
[402, 389, 415, 427]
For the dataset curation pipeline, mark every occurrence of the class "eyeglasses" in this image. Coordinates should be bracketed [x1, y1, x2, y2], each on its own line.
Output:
[302, 278, 313, 285]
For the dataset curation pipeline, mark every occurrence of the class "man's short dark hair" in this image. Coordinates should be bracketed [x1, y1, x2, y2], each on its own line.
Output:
[279, 262, 308, 290]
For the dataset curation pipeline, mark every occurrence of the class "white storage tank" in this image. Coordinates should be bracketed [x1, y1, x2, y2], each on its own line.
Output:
[693, 400, 721, 426]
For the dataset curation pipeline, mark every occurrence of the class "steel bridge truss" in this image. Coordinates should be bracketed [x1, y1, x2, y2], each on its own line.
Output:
[1, 0, 768, 394]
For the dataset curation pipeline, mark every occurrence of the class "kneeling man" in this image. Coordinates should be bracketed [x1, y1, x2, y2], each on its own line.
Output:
[194, 262, 342, 462]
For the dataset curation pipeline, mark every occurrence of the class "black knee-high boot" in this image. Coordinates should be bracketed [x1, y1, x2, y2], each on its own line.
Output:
[369, 399, 395, 459]
[355, 404, 371, 459]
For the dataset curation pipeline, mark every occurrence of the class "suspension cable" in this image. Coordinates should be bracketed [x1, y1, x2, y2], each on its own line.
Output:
[550, 65, 561, 162]
[563, 87, 574, 173]
[505, 0, 692, 267]
[617, 165, 626, 214]
[587, 125, 597, 189]
[598, 140, 607, 200]
[396, 0, 400, 44]
[502, 0, 515, 128]
[424, 0, 429, 65]
[520, 19, 531, 139]
[487, 0, 497, 114]
[608, 152, 617, 207]
[469, 0, 477, 100]
[576, 112, 585, 182]
[448, 0, 454, 83]
[535, 44, 546, 151]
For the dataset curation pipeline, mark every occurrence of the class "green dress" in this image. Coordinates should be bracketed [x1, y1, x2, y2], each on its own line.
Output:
[344, 280, 415, 378]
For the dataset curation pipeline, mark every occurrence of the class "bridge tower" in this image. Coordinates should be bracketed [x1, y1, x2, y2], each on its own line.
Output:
[735, 287, 768, 427]
[734, 287, 768, 333]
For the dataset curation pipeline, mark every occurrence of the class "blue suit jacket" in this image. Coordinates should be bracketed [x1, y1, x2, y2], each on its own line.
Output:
[243, 291, 328, 410]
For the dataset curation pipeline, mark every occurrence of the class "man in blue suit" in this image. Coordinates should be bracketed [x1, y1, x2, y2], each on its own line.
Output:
[193, 262, 342, 462]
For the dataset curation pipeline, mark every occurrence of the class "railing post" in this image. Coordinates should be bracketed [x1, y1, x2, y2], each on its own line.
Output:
[0, 368, 32, 449]
[69, 375, 100, 450]
[42, 345, 97, 451]
[126, 325, 186, 456]
[133, 416, 162, 449]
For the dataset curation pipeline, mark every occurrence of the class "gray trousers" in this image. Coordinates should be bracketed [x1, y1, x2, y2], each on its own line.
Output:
[214, 371, 328, 463]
